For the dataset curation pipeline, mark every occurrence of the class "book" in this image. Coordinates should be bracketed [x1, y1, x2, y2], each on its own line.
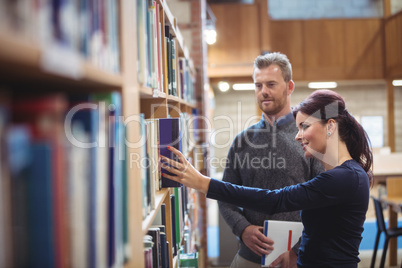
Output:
[143, 235, 154, 268]
[174, 187, 183, 250]
[165, 28, 172, 95]
[159, 118, 182, 188]
[12, 94, 70, 268]
[147, 227, 161, 268]
[163, 32, 169, 94]
[6, 125, 32, 268]
[90, 93, 110, 268]
[179, 252, 198, 267]
[261, 220, 303, 267]
[66, 94, 94, 268]
[140, 114, 149, 217]
[170, 194, 177, 256]
[0, 94, 12, 268]
[27, 142, 55, 268]
[121, 126, 131, 262]
[145, 118, 161, 192]
[161, 203, 166, 227]
[145, 119, 156, 211]
[160, 232, 168, 268]
[137, 0, 148, 84]
[155, 1, 163, 92]
[171, 39, 177, 96]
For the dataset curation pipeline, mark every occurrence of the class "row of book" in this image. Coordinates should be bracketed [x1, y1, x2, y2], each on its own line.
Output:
[139, 113, 199, 219]
[0, 0, 120, 73]
[144, 186, 200, 268]
[0, 90, 128, 268]
[136, 0, 195, 103]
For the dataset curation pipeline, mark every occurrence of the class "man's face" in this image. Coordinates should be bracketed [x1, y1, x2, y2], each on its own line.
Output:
[254, 64, 293, 117]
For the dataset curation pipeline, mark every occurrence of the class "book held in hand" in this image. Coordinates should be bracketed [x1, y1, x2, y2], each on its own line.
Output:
[261, 220, 303, 267]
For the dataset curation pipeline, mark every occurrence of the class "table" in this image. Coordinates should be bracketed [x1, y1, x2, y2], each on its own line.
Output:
[373, 154, 402, 266]
[381, 195, 402, 266]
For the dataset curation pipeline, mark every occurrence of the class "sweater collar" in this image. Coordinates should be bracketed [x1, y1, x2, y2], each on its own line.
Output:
[260, 112, 294, 128]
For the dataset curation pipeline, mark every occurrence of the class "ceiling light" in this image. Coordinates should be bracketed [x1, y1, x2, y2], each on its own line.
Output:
[392, 80, 402, 86]
[218, 81, 230, 92]
[233, 83, 255, 91]
[205, 4, 217, 45]
[205, 29, 217, 45]
[308, 82, 337, 89]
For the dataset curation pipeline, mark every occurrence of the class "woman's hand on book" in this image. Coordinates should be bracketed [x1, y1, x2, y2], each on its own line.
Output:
[160, 146, 211, 194]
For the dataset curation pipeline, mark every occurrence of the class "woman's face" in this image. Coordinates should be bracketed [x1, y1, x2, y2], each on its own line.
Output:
[295, 112, 328, 158]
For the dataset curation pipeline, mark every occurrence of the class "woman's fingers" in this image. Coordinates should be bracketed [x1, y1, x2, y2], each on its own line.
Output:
[161, 172, 181, 183]
[160, 155, 181, 169]
[167, 146, 186, 163]
[160, 163, 180, 176]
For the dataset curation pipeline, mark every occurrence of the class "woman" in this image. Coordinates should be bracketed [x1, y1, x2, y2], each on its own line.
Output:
[161, 89, 373, 268]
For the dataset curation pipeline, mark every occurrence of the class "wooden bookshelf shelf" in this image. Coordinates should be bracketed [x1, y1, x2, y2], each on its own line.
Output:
[0, 31, 40, 68]
[139, 86, 168, 99]
[142, 188, 170, 235]
[167, 95, 182, 103]
[139, 86, 154, 97]
[0, 31, 123, 90]
[81, 63, 123, 88]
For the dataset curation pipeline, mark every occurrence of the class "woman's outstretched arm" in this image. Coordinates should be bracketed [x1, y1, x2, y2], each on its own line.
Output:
[160, 146, 211, 194]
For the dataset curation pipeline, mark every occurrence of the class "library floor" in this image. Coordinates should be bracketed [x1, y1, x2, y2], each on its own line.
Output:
[206, 184, 402, 268]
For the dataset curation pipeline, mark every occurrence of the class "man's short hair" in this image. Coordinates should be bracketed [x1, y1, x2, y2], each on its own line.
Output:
[253, 52, 292, 82]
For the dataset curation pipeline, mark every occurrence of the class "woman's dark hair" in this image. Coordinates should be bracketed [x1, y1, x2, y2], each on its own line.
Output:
[293, 89, 373, 186]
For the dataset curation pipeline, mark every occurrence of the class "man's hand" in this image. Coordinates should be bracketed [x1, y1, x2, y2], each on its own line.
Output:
[269, 250, 298, 268]
[241, 225, 274, 256]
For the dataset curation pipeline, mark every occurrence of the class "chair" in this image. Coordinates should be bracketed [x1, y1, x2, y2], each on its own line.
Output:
[370, 196, 402, 268]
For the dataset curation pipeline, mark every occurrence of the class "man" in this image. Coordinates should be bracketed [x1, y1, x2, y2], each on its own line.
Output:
[219, 52, 324, 268]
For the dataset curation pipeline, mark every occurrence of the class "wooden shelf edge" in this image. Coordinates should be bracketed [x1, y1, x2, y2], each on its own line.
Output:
[81, 62, 123, 88]
[139, 86, 154, 97]
[140, 90, 196, 108]
[160, 0, 175, 30]
[159, 0, 191, 60]
[142, 188, 170, 235]
[140, 87, 168, 99]
[167, 95, 196, 108]
[167, 95, 182, 103]
[0, 30, 123, 89]
[0, 31, 40, 68]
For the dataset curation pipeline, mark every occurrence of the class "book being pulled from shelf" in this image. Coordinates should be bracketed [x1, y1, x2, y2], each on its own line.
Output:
[262, 220, 304, 267]
[159, 118, 182, 188]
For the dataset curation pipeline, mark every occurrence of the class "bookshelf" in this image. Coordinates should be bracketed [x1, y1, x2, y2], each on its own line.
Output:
[0, 1, 206, 268]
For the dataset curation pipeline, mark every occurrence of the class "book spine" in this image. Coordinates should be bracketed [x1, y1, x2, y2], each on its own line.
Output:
[160, 232, 167, 268]
[27, 142, 55, 268]
[170, 194, 177, 256]
[171, 40, 177, 96]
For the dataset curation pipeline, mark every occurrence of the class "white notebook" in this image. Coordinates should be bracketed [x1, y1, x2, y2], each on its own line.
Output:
[261, 220, 303, 267]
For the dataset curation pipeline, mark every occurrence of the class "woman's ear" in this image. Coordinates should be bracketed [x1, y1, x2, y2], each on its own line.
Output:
[327, 119, 337, 136]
